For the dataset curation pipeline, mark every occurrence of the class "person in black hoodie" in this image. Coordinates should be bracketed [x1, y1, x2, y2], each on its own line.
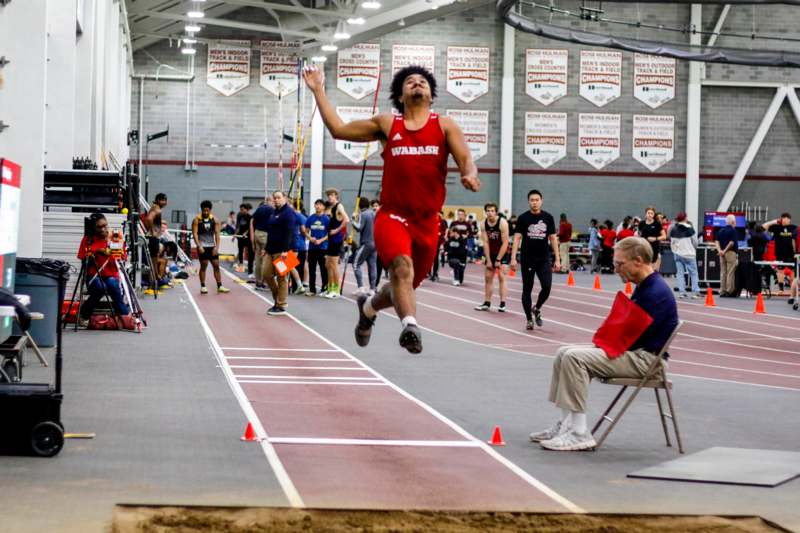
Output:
[446, 227, 467, 286]
[262, 191, 296, 315]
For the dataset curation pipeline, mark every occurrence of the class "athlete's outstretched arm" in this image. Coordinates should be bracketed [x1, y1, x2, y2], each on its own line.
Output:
[302, 65, 384, 142]
[441, 116, 480, 192]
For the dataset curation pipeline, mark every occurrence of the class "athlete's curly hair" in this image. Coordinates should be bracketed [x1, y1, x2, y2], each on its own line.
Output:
[390, 65, 437, 113]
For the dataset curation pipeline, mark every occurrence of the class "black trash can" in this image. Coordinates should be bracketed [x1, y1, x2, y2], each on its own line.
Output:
[12, 259, 70, 347]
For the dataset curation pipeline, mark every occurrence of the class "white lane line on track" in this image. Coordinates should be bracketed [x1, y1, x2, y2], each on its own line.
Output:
[226, 356, 351, 361]
[222, 347, 339, 352]
[235, 375, 381, 381]
[239, 380, 390, 386]
[268, 437, 481, 447]
[225, 269, 583, 514]
[182, 283, 305, 508]
[426, 279, 800, 356]
[230, 365, 371, 370]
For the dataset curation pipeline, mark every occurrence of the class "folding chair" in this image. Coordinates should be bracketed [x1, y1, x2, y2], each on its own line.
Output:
[591, 320, 684, 453]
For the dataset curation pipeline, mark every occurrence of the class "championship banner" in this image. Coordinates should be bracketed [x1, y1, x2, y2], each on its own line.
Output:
[579, 50, 622, 107]
[207, 40, 251, 96]
[634, 54, 676, 109]
[446, 46, 490, 104]
[335, 106, 381, 163]
[392, 44, 435, 75]
[447, 109, 488, 161]
[578, 113, 620, 169]
[632, 115, 674, 172]
[525, 49, 568, 105]
[524, 112, 567, 169]
[260, 40, 301, 97]
[337, 43, 380, 100]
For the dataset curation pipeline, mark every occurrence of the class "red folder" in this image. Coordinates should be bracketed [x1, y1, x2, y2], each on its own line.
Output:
[592, 291, 654, 359]
[273, 250, 300, 277]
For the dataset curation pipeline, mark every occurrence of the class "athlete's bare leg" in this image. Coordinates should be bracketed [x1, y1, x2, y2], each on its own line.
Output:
[369, 255, 415, 319]
[498, 266, 508, 302]
[483, 265, 494, 303]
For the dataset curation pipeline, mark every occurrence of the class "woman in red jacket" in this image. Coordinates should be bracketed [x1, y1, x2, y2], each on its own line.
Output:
[599, 220, 617, 272]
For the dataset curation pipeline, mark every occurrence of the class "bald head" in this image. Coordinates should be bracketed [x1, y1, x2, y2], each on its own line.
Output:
[726, 214, 736, 226]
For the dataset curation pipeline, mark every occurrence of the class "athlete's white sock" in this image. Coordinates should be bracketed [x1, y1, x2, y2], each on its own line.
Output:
[401, 315, 418, 328]
[571, 412, 587, 434]
[560, 408, 572, 427]
[363, 298, 377, 319]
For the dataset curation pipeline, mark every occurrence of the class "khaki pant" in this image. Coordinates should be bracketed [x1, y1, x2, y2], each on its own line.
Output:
[262, 252, 289, 309]
[559, 242, 571, 271]
[549, 344, 662, 412]
[719, 250, 738, 296]
[253, 230, 268, 283]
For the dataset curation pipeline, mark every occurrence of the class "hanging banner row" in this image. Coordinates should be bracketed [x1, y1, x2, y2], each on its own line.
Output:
[206, 40, 491, 104]
[526, 50, 676, 109]
[525, 113, 675, 171]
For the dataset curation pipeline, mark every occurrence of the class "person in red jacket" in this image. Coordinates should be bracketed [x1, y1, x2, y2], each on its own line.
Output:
[77, 213, 130, 325]
[599, 220, 617, 272]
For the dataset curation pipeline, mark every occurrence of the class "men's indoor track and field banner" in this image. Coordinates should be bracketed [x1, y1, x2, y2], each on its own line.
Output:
[578, 113, 621, 169]
[524, 112, 567, 169]
[207, 40, 251, 96]
[446, 46, 490, 104]
[632, 114, 675, 172]
[579, 50, 622, 107]
[525, 49, 568, 106]
[447, 109, 489, 161]
[260, 40, 301, 97]
[392, 44, 436, 75]
[337, 43, 381, 100]
[335, 106, 381, 163]
[633, 54, 676, 109]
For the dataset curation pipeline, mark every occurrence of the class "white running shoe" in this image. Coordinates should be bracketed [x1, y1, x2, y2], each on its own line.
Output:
[540, 429, 597, 451]
[529, 420, 568, 443]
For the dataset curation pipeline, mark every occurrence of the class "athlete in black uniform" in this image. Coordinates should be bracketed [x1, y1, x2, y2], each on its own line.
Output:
[192, 200, 230, 295]
[475, 203, 510, 312]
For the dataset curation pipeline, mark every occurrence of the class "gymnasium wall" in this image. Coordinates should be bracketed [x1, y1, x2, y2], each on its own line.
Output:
[132, 3, 800, 229]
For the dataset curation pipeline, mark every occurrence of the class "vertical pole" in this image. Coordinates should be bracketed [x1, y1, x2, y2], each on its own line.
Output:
[685, 4, 703, 228]
[310, 99, 324, 202]
[499, 24, 516, 215]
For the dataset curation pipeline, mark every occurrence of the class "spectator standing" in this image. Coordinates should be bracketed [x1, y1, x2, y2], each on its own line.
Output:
[638, 206, 666, 271]
[289, 201, 308, 295]
[352, 197, 378, 296]
[250, 198, 274, 290]
[763, 213, 798, 291]
[599, 221, 617, 272]
[429, 212, 448, 282]
[617, 222, 635, 241]
[715, 214, 739, 297]
[669, 212, 700, 298]
[748, 224, 768, 262]
[192, 201, 230, 295]
[446, 227, 467, 285]
[557, 213, 573, 274]
[467, 214, 479, 262]
[588, 219, 602, 274]
[262, 191, 296, 315]
[235, 203, 254, 277]
[475, 203, 510, 312]
[305, 199, 330, 296]
[223, 211, 236, 234]
[324, 188, 349, 298]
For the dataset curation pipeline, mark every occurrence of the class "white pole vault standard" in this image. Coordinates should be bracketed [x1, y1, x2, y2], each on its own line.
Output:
[264, 105, 269, 197]
[684, 4, 702, 228]
[717, 85, 788, 212]
[499, 23, 516, 216]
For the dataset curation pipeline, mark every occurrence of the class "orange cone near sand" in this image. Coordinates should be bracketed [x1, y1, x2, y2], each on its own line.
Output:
[593, 275, 602, 291]
[241, 422, 259, 442]
[624, 281, 633, 296]
[704, 287, 715, 307]
[567, 271, 575, 287]
[488, 425, 506, 446]
[754, 292, 766, 314]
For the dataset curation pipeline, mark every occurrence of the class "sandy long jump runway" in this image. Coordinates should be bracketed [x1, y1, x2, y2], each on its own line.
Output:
[182, 272, 578, 512]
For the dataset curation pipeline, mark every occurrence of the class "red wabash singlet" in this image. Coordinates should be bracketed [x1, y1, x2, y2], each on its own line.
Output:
[380, 113, 448, 219]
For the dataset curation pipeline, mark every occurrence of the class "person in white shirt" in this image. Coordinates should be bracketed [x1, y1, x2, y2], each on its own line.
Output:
[669, 212, 700, 299]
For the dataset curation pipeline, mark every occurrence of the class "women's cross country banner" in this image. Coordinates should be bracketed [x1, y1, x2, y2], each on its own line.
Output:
[337, 43, 381, 100]
[446, 46, 490, 104]
[579, 113, 621, 169]
[580, 50, 622, 107]
[392, 44, 436, 75]
[525, 49, 568, 106]
[632, 114, 674, 172]
[525, 112, 567, 169]
[260, 40, 301, 97]
[634, 54, 676, 109]
[207, 40, 251, 96]
[447, 109, 489, 161]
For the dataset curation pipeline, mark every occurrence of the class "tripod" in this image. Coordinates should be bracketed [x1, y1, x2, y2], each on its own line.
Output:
[139, 235, 161, 299]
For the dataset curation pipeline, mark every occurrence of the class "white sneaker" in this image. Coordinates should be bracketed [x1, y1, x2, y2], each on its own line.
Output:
[247, 273, 255, 280]
[367, 289, 376, 297]
[540, 429, 597, 451]
[452, 279, 458, 286]
[529, 420, 569, 443]
[351, 287, 366, 296]
[678, 293, 688, 299]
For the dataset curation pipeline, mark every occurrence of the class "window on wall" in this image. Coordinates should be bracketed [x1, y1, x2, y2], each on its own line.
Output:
[171, 210, 186, 225]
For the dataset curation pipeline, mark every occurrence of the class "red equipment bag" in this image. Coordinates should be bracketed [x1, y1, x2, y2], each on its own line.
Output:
[592, 291, 654, 359]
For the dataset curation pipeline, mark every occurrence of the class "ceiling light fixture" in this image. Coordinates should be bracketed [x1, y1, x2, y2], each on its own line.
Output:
[311, 56, 327, 63]
[183, 37, 198, 44]
[361, 1, 381, 9]
[333, 21, 350, 40]
[321, 43, 338, 52]
[185, 23, 201, 33]
[181, 47, 196, 55]
[347, 17, 366, 25]
[187, 10, 205, 18]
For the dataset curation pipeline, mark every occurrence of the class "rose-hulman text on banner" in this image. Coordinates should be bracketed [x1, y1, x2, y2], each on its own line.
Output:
[579, 50, 622, 107]
[632, 115, 674, 172]
[260, 40, 301, 97]
[446, 46, 490, 104]
[207, 40, 251, 96]
[525, 112, 567, 169]
[334, 106, 381, 163]
[392, 44, 435, 75]
[337, 43, 381, 100]
[525, 49, 568, 106]
[579, 113, 621, 169]
[447, 109, 489, 161]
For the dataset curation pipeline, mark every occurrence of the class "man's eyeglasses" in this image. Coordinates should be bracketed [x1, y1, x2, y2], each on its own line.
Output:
[613, 260, 627, 268]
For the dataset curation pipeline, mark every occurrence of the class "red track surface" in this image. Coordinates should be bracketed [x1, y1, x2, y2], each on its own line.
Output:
[348, 265, 800, 391]
[185, 274, 575, 512]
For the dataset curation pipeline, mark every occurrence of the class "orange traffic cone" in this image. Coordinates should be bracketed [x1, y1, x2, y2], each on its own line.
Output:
[240, 422, 259, 442]
[567, 271, 575, 287]
[754, 292, 766, 314]
[704, 287, 715, 307]
[488, 425, 505, 446]
[624, 281, 633, 296]
[593, 275, 602, 291]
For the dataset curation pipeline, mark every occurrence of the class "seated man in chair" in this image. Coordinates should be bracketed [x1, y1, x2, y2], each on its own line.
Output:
[530, 236, 679, 451]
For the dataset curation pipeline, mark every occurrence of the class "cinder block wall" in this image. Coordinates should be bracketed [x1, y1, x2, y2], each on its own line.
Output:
[131, 4, 800, 228]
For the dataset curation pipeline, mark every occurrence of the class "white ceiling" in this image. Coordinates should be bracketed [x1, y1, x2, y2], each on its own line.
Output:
[126, 0, 493, 55]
